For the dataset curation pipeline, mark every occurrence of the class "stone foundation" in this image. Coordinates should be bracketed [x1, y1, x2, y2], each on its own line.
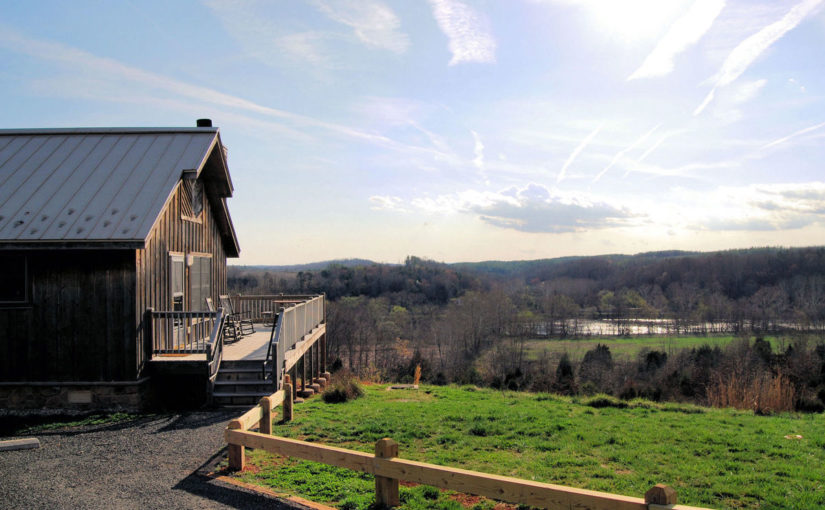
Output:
[0, 379, 149, 411]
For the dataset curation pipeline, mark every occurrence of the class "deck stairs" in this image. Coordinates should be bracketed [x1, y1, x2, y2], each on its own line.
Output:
[212, 360, 274, 406]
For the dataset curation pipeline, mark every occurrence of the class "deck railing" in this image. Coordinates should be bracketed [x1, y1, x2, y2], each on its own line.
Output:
[264, 295, 325, 389]
[233, 294, 323, 323]
[148, 309, 223, 354]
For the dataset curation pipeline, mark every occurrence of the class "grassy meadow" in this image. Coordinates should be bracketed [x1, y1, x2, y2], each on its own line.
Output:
[519, 335, 780, 363]
[232, 384, 824, 510]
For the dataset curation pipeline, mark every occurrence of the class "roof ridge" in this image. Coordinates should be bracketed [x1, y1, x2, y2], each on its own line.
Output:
[0, 127, 218, 135]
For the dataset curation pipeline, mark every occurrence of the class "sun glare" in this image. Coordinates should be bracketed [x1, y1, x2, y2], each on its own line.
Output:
[584, 0, 692, 43]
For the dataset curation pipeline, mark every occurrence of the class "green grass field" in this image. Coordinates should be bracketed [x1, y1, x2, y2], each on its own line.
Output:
[520, 335, 781, 362]
[232, 384, 824, 510]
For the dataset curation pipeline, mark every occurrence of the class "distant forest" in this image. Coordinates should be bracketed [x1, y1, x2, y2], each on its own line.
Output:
[230, 247, 825, 332]
[228, 247, 825, 411]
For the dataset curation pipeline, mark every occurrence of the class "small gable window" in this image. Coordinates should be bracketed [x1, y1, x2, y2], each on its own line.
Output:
[181, 171, 203, 221]
[0, 255, 27, 303]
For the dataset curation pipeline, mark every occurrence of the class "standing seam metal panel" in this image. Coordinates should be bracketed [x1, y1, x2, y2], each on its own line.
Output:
[0, 131, 219, 243]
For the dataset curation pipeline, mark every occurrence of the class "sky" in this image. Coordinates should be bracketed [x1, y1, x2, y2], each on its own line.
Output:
[1, 0, 824, 265]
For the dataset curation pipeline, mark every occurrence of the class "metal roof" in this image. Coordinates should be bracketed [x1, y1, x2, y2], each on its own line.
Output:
[0, 127, 239, 255]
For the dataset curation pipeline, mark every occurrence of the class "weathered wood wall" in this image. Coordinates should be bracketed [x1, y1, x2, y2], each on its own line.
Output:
[0, 154, 232, 384]
[0, 250, 135, 381]
[135, 178, 229, 378]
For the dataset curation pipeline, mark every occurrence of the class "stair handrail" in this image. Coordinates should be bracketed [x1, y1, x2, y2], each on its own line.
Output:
[263, 307, 284, 390]
[207, 308, 226, 391]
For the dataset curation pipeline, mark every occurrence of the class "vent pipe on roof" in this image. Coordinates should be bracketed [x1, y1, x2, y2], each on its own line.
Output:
[196, 118, 213, 127]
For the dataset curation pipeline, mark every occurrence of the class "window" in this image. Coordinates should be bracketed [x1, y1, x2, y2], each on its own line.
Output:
[0, 255, 27, 303]
[180, 173, 203, 221]
[189, 255, 211, 311]
[170, 254, 185, 312]
[192, 180, 203, 217]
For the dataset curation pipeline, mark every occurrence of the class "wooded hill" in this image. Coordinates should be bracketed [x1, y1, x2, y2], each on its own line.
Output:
[230, 247, 825, 326]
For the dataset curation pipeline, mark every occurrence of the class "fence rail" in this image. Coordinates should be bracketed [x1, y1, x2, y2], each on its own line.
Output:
[225, 382, 710, 510]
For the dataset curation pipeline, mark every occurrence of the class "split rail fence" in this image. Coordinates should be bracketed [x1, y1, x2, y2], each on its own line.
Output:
[225, 382, 712, 510]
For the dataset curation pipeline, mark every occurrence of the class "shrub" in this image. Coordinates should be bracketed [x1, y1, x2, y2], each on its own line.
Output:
[584, 395, 628, 409]
[322, 373, 364, 404]
[707, 372, 795, 414]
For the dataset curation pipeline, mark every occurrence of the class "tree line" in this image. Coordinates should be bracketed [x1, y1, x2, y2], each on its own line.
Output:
[228, 247, 825, 412]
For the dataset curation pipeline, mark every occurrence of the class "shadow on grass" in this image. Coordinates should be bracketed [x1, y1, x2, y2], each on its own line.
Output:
[174, 447, 310, 510]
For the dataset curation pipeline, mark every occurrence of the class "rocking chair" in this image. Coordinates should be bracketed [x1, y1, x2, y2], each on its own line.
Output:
[206, 297, 240, 342]
[220, 294, 255, 336]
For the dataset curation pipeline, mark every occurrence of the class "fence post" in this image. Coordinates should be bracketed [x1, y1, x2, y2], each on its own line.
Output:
[645, 484, 677, 505]
[259, 396, 272, 435]
[227, 419, 245, 470]
[283, 378, 293, 422]
[375, 438, 399, 507]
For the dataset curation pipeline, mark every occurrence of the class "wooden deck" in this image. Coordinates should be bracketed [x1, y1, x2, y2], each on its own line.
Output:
[150, 327, 272, 363]
[224, 329, 272, 361]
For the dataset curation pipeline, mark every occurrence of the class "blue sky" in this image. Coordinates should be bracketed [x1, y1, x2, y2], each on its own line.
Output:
[2, 0, 824, 265]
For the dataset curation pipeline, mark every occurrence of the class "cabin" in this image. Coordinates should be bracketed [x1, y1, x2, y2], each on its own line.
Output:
[0, 120, 242, 409]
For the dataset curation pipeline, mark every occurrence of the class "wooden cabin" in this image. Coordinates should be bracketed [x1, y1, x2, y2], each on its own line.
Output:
[0, 120, 240, 409]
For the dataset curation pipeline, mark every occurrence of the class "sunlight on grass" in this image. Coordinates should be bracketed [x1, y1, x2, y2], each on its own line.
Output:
[234, 384, 824, 509]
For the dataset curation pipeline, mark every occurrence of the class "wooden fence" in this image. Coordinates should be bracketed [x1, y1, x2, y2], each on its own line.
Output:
[225, 380, 711, 510]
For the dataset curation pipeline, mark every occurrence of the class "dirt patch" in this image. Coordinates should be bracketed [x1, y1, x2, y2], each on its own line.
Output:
[450, 492, 518, 509]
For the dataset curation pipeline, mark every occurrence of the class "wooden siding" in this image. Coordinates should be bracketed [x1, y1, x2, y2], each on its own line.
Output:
[135, 179, 228, 378]
[0, 250, 135, 381]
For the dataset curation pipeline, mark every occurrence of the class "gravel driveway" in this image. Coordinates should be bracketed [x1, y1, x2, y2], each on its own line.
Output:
[0, 411, 308, 509]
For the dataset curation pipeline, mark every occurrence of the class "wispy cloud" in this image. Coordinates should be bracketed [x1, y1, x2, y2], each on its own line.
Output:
[370, 195, 408, 212]
[687, 182, 825, 231]
[761, 121, 825, 151]
[310, 0, 410, 53]
[428, 0, 496, 65]
[470, 130, 490, 184]
[0, 27, 460, 162]
[380, 183, 637, 233]
[636, 134, 670, 165]
[694, 0, 824, 115]
[628, 0, 725, 80]
[558, 124, 602, 183]
[593, 124, 660, 182]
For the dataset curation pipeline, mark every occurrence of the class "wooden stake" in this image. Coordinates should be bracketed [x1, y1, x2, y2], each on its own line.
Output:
[283, 382, 293, 422]
[227, 419, 245, 470]
[645, 484, 677, 505]
[259, 396, 272, 435]
[375, 438, 400, 507]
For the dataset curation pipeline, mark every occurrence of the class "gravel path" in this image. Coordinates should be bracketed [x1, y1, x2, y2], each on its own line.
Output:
[0, 411, 308, 509]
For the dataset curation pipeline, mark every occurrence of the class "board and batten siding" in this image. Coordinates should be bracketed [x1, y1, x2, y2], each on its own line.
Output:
[135, 178, 228, 378]
[0, 250, 136, 382]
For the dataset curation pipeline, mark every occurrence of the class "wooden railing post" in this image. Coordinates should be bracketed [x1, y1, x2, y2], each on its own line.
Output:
[259, 397, 272, 435]
[227, 419, 245, 470]
[283, 378, 293, 422]
[375, 438, 399, 507]
[144, 308, 154, 357]
[645, 484, 677, 506]
[320, 333, 327, 373]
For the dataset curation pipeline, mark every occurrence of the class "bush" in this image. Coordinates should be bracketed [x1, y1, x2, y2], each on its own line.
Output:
[706, 372, 795, 414]
[584, 395, 628, 409]
[322, 373, 364, 403]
